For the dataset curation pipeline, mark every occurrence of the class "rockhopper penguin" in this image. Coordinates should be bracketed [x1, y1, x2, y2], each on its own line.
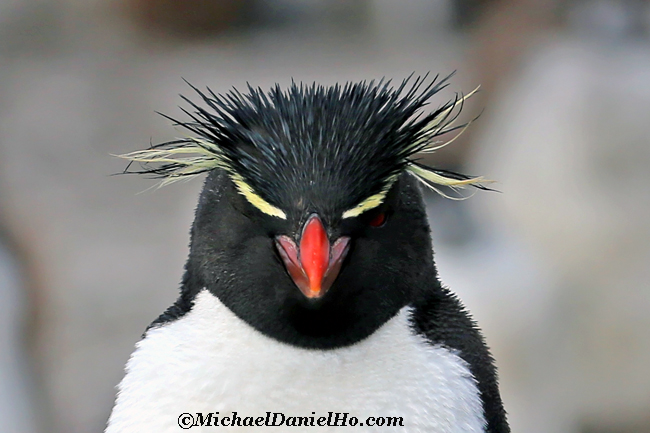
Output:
[106, 75, 509, 432]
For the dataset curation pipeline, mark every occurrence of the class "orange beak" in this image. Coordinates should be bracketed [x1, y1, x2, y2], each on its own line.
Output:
[275, 215, 350, 299]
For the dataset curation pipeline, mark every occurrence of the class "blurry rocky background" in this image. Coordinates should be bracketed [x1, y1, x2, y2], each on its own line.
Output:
[1, 0, 649, 432]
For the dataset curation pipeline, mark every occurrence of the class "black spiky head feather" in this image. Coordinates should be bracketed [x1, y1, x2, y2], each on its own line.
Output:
[121, 74, 491, 222]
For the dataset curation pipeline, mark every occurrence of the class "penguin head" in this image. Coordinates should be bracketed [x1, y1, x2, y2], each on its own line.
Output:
[121, 76, 491, 348]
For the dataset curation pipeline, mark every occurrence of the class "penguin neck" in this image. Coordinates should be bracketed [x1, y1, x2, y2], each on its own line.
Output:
[210, 282, 407, 349]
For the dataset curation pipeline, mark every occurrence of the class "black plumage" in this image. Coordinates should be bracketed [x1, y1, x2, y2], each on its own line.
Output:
[122, 74, 491, 223]
[117, 75, 509, 433]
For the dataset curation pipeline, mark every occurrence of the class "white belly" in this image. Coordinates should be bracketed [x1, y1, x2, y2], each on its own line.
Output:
[106, 290, 485, 433]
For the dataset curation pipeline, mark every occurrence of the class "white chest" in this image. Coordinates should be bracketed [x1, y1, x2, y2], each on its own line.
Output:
[107, 290, 485, 433]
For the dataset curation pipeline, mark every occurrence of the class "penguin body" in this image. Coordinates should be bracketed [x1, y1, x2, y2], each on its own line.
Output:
[107, 77, 509, 432]
[107, 290, 484, 433]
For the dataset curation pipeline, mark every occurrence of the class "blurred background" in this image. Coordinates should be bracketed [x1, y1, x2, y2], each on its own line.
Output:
[1, 0, 650, 432]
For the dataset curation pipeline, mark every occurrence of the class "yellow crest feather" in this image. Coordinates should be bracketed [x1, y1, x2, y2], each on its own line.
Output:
[117, 139, 287, 218]
[342, 176, 398, 219]
[230, 173, 287, 219]
[412, 86, 480, 153]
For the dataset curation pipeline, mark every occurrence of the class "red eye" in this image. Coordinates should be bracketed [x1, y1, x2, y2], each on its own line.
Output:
[369, 212, 386, 227]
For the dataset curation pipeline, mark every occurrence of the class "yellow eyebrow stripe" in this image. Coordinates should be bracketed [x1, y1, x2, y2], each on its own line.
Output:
[342, 192, 387, 219]
[230, 173, 287, 219]
[342, 176, 397, 219]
